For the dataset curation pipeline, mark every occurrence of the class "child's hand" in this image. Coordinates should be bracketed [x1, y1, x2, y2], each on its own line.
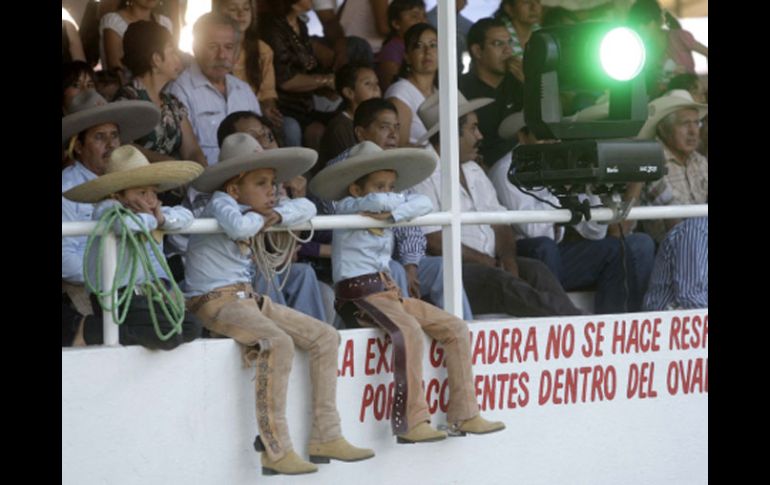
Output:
[359, 211, 392, 221]
[260, 210, 283, 231]
[151, 200, 165, 227]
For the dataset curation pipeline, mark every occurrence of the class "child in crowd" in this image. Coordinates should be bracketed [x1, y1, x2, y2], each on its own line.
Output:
[183, 133, 374, 476]
[63, 144, 203, 349]
[309, 141, 505, 443]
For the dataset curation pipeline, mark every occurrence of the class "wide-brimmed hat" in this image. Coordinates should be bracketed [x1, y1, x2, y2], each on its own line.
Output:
[497, 111, 526, 140]
[637, 89, 708, 140]
[309, 141, 437, 201]
[416, 91, 494, 145]
[192, 133, 317, 193]
[63, 145, 203, 203]
[61, 90, 161, 144]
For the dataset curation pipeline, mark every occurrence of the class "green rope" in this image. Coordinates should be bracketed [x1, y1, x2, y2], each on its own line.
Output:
[83, 204, 186, 341]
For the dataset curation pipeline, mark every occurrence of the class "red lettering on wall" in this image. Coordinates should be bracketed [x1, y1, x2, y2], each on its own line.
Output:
[581, 321, 606, 357]
[360, 385, 374, 422]
[364, 339, 377, 376]
[666, 358, 708, 395]
[472, 330, 487, 365]
[340, 339, 355, 377]
[669, 315, 709, 351]
[612, 318, 662, 354]
[429, 340, 445, 368]
[626, 362, 658, 399]
[539, 366, 617, 405]
[545, 324, 575, 360]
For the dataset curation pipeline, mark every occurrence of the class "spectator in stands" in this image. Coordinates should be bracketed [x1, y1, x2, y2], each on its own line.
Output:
[168, 13, 262, 166]
[377, 0, 427, 92]
[63, 18, 86, 63]
[667, 73, 706, 104]
[643, 216, 708, 310]
[62, 61, 96, 116]
[494, 0, 542, 83]
[63, 145, 203, 348]
[260, 0, 337, 150]
[310, 140, 505, 443]
[488, 113, 656, 313]
[212, 0, 296, 143]
[634, 89, 708, 243]
[337, 0, 391, 55]
[425, 0, 472, 74]
[318, 62, 381, 169]
[99, 0, 174, 83]
[309, 0, 375, 70]
[216, 112, 331, 323]
[62, 90, 161, 346]
[460, 17, 524, 168]
[184, 133, 374, 475]
[384, 23, 438, 146]
[410, 93, 583, 317]
[116, 20, 207, 176]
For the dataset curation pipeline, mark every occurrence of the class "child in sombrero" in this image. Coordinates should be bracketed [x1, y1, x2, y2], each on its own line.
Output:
[309, 141, 506, 444]
[183, 133, 374, 476]
[63, 144, 204, 350]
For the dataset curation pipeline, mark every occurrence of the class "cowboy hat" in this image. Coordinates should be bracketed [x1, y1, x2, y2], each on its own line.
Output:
[636, 89, 708, 140]
[61, 90, 161, 144]
[63, 145, 203, 203]
[497, 111, 526, 140]
[416, 92, 494, 145]
[309, 141, 437, 201]
[192, 133, 317, 193]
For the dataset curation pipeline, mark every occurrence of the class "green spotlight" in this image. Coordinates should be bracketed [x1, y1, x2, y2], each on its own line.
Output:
[599, 27, 646, 81]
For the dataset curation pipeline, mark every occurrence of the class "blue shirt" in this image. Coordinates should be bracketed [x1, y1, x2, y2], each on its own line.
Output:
[643, 217, 708, 311]
[166, 62, 262, 166]
[86, 200, 193, 290]
[62, 162, 98, 283]
[184, 191, 317, 296]
[332, 192, 433, 282]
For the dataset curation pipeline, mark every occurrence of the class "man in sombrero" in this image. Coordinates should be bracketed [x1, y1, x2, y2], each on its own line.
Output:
[310, 140, 505, 445]
[62, 89, 161, 346]
[184, 133, 374, 476]
[63, 144, 204, 349]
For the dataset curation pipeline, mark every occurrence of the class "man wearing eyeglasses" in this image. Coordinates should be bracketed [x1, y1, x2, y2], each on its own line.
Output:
[459, 17, 524, 169]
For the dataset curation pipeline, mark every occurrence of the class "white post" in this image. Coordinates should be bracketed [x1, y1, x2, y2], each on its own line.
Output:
[437, 0, 463, 318]
[101, 232, 120, 346]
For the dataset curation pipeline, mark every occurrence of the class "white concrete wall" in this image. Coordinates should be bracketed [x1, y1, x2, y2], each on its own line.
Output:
[63, 310, 708, 485]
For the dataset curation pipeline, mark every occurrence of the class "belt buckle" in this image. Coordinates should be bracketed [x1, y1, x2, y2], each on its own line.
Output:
[236, 290, 248, 299]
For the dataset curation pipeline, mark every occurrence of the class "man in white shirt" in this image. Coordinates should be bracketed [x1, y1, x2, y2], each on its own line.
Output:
[410, 93, 581, 316]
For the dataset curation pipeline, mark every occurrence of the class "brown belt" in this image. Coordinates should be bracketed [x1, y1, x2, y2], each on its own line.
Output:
[187, 283, 263, 315]
[334, 272, 408, 435]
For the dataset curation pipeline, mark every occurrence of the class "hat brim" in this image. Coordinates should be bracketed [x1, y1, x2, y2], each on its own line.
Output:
[416, 97, 495, 146]
[63, 161, 204, 203]
[192, 147, 317, 193]
[62, 101, 161, 144]
[497, 111, 526, 140]
[309, 147, 437, 201]
[636, 101, 708, 140]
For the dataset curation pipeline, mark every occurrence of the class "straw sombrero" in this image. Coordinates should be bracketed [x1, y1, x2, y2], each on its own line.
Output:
[416, 91, 494, 146]
[192, 133, 317, 193]
[636, 89, 708, 140]
[63, 145, 203, 203]
[61, 90, 161, 144]
[309, 141, 437, 201]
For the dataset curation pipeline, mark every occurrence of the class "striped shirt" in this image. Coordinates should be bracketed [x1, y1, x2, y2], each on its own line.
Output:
[643, 217, 708, 311]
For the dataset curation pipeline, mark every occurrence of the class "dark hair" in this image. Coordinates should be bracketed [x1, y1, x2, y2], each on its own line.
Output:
[217, 110, 281, 147]
[542, 7, 579, 28]
[663, 10, 682, 30]
[353, 98, 397, 129]
[212, 0, 263, 91]
[122, 20, 173, 76]
[667, 73, 700, 92]
[273, 0, 303, 17]
[335, 62, 374, 102]
[385, 0, 426, 43]
[627, 0, 662, 27]
[467, 18, 506, 53]
[62, 61, 95, 107]
[494, 0, 517, 18]
[397, 22, 438, 81]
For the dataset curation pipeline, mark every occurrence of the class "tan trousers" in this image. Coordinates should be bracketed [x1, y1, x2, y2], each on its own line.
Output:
[356, 279, 480, 431]
[188, 283, 342, 461]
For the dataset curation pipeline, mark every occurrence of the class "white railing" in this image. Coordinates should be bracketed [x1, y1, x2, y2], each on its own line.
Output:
[62, 204, 707, 345]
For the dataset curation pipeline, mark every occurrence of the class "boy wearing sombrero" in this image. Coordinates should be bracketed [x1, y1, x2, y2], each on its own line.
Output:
[310, 141, 505, 444]
[63, 144, 204, 349]
[183, 133, 374, 476]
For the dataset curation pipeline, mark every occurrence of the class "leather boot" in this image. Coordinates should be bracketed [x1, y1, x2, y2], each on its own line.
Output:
[452, 415, 506, 435]
[396, 422, 448, 444]
[308, 437, 375, 463]
[261, 450, 318, 476]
